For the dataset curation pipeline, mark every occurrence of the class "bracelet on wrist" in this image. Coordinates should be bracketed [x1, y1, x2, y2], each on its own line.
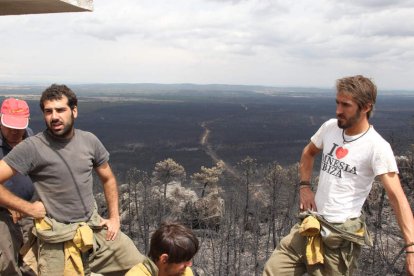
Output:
[406, 251, 414, 254]
[299, 185, 311, 190]
[404, 242, 414, 249]
[299, 181, 311, 186]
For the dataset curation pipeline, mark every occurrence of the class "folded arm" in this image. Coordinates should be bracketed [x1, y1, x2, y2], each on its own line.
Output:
[0, 160, 45, 218]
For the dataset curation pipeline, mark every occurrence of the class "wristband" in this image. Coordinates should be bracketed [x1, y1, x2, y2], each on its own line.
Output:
[299, 181, 311, 186]
[406, 251, 414, 254]
[299, 185, 311, 190]
[404, 242, 414, 248]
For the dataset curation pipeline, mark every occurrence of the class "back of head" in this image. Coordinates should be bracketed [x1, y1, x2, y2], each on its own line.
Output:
[149, 222, 199, 263]
[40, 84, 78, 111]
[1, 97, 30, 129]
[336, 75, 377, 118]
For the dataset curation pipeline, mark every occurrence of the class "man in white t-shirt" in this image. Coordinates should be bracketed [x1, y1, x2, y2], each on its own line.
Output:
[263, 75, 414, 275]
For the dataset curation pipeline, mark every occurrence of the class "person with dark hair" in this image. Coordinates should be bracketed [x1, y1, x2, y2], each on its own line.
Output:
[263, 75, 414, 275]
[126, 222, 199, 276]
[0, 98, 35, 276]
[0, 84, 145, 275]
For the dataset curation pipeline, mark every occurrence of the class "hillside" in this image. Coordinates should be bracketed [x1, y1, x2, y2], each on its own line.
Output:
[1, 83, 414, 275]
[3, 84, 413, 182]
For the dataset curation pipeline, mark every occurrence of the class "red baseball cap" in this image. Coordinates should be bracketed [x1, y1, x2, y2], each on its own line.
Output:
[1, 98, 30, 129]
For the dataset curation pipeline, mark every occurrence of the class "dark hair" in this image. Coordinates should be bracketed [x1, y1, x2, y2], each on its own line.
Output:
[148, 222, 199, 263]
[336, 75, 377, 119]
[40, 84, 78, 111]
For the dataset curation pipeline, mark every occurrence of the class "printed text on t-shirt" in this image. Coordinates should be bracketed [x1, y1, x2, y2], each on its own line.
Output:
[321, 143, 357, 178]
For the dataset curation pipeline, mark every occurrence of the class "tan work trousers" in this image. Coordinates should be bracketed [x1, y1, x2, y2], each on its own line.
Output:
[263, 223, 361, 276]
[37, 227, 145, 276]
[0, 209, 22, 276]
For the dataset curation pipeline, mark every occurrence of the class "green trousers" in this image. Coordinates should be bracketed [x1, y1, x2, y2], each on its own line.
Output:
[37, 227, 145, 276]
[263, 222, 362, 276]
[0, 209, 22, 276]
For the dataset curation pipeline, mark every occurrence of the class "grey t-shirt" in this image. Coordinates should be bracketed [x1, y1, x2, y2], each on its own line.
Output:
[4, 129, 109, 223]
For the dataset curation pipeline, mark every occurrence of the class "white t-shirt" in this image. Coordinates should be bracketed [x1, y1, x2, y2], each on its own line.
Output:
[311, 119, 398, 223]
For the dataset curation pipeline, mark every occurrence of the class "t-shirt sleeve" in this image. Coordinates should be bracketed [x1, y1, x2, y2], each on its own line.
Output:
[311, 119, 335, 149]
[91, 134, 110, 167]
[371, 141, 399, 176]
[3, 138, 35, 175]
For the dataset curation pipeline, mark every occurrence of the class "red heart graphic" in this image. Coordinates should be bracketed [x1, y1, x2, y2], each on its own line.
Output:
[336, 147, 348, 159]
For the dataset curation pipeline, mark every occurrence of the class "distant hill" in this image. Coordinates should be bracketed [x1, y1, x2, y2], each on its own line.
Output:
[2, 82, 413, 98]
[1, 83, 413, 181]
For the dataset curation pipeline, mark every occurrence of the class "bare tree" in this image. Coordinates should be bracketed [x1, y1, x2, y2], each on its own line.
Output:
[238, 156, 257, 230]
[152, 158, 186, 222]
[125, 168, 151, 253]
[263, 162, 286, 254]
[191, 160, 225, 198]
[152, 158, 186, 199]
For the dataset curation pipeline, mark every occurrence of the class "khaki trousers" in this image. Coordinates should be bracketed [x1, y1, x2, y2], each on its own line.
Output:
[37, 227, 145, 276]
[263, 223, 361, 276]
[0, 209, 22, 276]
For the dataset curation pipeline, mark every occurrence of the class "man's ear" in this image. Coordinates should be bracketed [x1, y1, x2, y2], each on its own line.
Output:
[361, 103, 372, 115]
[159, 253, 169, 264]
[72, 106, 78, 119]
[362, 103, 374, 113]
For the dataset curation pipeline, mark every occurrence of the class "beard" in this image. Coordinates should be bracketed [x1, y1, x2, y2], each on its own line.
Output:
[337, 109, 361, 129]
[46, 114, 75, 138]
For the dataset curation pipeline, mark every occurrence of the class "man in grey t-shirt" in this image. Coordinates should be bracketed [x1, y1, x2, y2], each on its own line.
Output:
[0, 84, 144, 275]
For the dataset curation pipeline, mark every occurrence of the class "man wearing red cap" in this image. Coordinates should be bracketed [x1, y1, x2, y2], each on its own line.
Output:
[0, 98, 35, 276]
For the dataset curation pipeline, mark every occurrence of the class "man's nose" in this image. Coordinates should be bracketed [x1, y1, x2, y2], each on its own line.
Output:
[336, 104, 342, 115]
[51, 110, 59, 119]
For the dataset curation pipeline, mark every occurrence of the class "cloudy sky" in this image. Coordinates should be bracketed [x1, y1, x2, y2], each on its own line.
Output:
[1, 0, 414, 90]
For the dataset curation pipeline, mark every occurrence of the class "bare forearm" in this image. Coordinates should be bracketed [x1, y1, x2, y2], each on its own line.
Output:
[299, 143, 320, 211]
[299, 153, 314, 182]
[390, 195, 414, 275]
[0, 185, 35, 216]
[389, 193, 414, 244]
[381, 173, 414, 245]
[103, 178, 120, 220]
[300, 143, 319, 182]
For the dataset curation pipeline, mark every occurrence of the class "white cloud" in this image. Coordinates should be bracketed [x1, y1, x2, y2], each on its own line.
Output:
[1, 0, 414, 89]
